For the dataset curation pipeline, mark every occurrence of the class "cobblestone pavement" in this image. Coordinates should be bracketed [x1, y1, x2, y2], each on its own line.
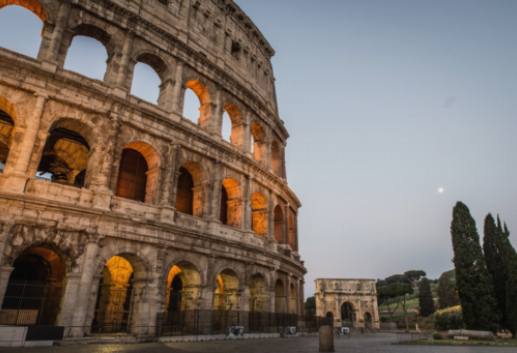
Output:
[1, 333, 516, 353]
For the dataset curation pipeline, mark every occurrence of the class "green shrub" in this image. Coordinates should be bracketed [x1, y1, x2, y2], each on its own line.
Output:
[435, 311, 465, 331]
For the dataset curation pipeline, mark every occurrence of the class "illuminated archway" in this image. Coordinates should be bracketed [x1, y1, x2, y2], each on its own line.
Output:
[3, 245, 65, 325]
[271, 139, 284, 177]
[220, 178, 242, 227]
[274, 279, 286, 314]
[116, 141, 160, 203]
[92, 256, 135, 333]
[273, 205, 284, 243]
[36, 120, 92, 188]
[250, 121, 266, 162]
[251, 192, 268, 236]
[175, 162, 203, 217]
[222, 103, 244, 147]
[0, 0, 47, 21]
[183, 80, 211, 125]
[212, 269, 240, 332]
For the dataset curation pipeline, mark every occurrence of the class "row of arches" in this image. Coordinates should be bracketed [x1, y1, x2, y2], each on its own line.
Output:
[0, 103, 298, 247]
[0, 3, 285, 176]
[2, 244, 300, 333]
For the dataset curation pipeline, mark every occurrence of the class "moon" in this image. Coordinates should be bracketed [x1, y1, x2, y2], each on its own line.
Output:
[437, 187, 445, 194]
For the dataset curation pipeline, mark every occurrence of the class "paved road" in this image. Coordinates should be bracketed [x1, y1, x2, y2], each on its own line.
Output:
[1, 333, 515, 353]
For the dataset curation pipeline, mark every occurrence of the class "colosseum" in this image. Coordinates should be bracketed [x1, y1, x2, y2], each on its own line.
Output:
[0, 0, 304, 340]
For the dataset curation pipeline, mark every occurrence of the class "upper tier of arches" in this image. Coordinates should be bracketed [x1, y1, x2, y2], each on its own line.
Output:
[0, 0, 288, 179]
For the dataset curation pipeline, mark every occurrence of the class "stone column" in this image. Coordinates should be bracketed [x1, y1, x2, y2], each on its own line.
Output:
[242, 176, 252, 232]
[1, 94, 47, 193]
[171, 62, 185, 116]
[264, 128, 273, 172]
[70, 240, 100, 337]
[242, 113, 252, 156]
[109, 32, 134, 96]
[56, 272, 81, 332]
[282, 204, 290, 245]
[208, 162, 223, 223]
[200, 88, 223, 136]
[160, 144, 177, 223]
[0, 266, 13, 308]
[198, 285, 215, 334]
[37, 2, 71, 68]
[158, 78, 176, 113]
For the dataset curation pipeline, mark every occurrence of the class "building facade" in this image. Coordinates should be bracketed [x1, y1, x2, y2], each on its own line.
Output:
[0, 0, 304, 338]
[315, 279, 380, 329]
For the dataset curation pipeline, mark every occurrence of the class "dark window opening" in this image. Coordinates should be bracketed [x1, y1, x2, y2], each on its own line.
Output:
[175, 167, 194, 215]
[115, 149, 148, 202]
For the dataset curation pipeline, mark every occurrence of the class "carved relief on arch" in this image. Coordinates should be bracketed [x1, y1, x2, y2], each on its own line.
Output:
[2, 223, 95, 270]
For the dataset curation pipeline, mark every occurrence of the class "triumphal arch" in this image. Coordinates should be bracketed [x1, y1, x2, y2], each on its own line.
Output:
[0, 0, 304, 339]
[315, 279, 380, 329]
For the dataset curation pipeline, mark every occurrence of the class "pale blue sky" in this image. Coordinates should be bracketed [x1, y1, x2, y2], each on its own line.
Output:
[1, 1, 516, 296]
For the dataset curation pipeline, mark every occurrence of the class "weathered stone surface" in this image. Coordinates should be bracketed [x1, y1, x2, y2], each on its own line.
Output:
[0, 0, 304, 339]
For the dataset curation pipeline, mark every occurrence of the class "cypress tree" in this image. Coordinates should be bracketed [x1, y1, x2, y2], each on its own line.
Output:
[483, 214, 507, 328]
[451, 202, 500, 331]
[418, 277, 435, 317]
[498, 222, 517, 337]
[437, 270, 460, 309]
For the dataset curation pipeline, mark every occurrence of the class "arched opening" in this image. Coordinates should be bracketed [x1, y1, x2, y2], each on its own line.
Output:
[213, 269, 240, 331]
[248, 274, 268, 332]
[288, 209, 298, 251]
[222, 103, 244, 146]
[3, 246, 65, 325]
[175, 167, 194, 215]
[274, 279, 286, 314]
[183, 80, 210, 126]
[115, 141, 160, 204]
[289, 283, 298, 314]
[220, 178, 242, 227]
[250, 121, 266, 162]
[92, 255, 136, 333]
[273, 205, 284, 244]
[251, 192, 268, 236]
[341, 302, 355, 327]
[130, 54, 167, 104]
[222, 111, 232, 142]
[175, 163, 203, 217]
[36, 123, 91, 187]
[64, 35, 109, 81]
[364, 312, 373, 329]
[0, 109, 14, 172]
[325, 311, 334, 326]
[0, 2, 44, 58]
[164, 262, 201, 333]
[271, 140, 284, 177]
[115, 148, 148, 202]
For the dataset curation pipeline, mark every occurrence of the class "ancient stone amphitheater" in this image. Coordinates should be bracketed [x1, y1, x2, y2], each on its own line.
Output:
[0, 0, 304, 339]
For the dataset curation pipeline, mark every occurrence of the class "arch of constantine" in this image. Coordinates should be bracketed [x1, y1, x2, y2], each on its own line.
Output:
[0, 0, 304, 338]
[315, 279, 380, 330]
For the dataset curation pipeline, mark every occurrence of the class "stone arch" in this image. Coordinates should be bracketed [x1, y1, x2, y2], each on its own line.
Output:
[273, 204, 285, 244]
[250, 120, 266, 162]
[60, 23, 113, 79]
[274, 278, 286, 313]
[220, 178, 242, 227]
[175, 161, 203, 217]
[164, 261, 201, 314]
[341, 301, 355, 326]
[289, 282, 298, 314]
[213, 268, 240, 311]
[222, 102, 244, 146]
[183, 79, 211, 125]
[364, 312, 373, 329]
[249, 273, 268, 313]
[0, 96, 21, 127]
[0, 0, 47, 21]
[3, 244, 66, 325]
[288, 208, 298, 251]
[271, 139, 284, 177]
[130, 52, 170, 104]
[36, 118, 93, 188]
[115, 141, 161, 204]
[251, 191, 268, 236]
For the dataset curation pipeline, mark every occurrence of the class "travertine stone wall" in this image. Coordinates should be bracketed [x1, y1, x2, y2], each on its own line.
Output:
[0, 0, 304, 338]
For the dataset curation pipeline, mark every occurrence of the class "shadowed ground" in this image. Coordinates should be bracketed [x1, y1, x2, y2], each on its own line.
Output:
[1, 333, 516, 353]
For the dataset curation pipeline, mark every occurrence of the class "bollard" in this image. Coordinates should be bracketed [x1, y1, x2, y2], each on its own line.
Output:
[319, 325, 334, 352]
